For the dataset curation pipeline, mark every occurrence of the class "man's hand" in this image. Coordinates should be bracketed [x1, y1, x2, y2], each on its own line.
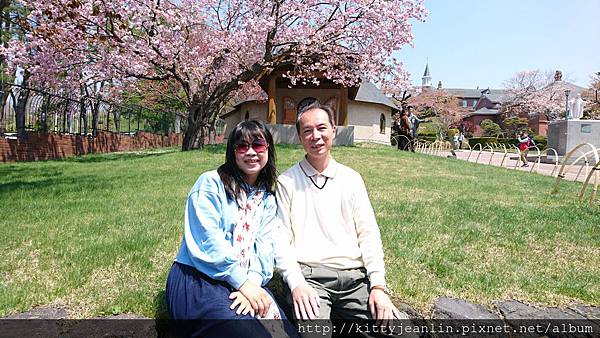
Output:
[292, 283, 320, 320]
[229, 291, 255, 316]
[368, 288, 402, 327]
[238, 280, 271, 317]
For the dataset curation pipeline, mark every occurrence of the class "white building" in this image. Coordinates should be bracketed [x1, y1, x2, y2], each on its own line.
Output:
[221, 70, 398, 145]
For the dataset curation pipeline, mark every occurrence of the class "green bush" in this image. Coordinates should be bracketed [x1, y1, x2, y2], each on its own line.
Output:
[468, 137, 497, 147]
[496, 138, 519, 147]
[417, 130, 438, 138]
[502, 117, 529, 137]
[480, 119, 502, 137]
[466, 137, 546, 150]
[417, 136, 438, 143]
[532, 135, 547, 149]
[447, 128, 459, 138]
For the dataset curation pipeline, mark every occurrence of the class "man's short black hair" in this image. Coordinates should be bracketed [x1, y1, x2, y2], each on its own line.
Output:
[297, 97, 319, 115]
[295, 98, 336, 134]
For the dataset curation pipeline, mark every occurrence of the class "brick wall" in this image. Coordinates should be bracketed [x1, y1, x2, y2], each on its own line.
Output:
[0, 131, 190, 162]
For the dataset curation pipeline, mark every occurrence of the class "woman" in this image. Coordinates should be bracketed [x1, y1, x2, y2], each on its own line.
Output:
[518, 132, 534, 167]
[166, 119, 296, 338]
[396, 110, 412, 151]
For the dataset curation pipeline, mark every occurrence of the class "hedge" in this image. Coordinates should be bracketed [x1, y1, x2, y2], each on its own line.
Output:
[467, 137, 546, 150]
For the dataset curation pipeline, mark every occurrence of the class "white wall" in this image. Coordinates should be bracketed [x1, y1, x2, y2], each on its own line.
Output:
[223, 98, 393, 145]
[222, 102, 268, 137]
[347, 101, 392, 144]
[277, 88, 341, 125]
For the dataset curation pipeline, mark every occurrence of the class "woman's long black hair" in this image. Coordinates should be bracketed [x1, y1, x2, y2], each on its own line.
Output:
[217, 119, 277, 201]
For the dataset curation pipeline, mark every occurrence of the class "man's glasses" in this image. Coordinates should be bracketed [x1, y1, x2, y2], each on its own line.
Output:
[234, 139, 268, 154]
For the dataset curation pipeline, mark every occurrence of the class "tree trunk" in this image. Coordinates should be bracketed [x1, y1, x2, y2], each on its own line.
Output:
[91, 99, 99, 137]
[80, 98, 88, 135]
[113, 108, 120, 133]
[40, 94, 49, 132]
[79, 86, 88, 135]
[182, 126, 199, 151]
[182, 105, 208, 151]
[15, 88, 29, 139]
[0, 83, 8, 136]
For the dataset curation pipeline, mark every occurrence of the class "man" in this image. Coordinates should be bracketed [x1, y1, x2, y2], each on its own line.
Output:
[407, 106, 423, 151]
[274, 98, 402, 335]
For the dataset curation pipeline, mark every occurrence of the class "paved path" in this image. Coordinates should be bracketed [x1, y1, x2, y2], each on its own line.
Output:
[430, 149, 598, 184]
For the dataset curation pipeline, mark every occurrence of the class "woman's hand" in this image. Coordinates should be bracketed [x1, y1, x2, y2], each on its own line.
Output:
[229, 291, 254, 316]
[238, 280, 271, 317]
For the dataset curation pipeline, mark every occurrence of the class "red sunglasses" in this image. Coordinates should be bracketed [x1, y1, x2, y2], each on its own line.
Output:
[234, 139, 269, 154]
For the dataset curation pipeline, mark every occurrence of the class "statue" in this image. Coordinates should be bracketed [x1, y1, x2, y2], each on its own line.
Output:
[568, 93, 585, 120]
[554, 70, 562, 82]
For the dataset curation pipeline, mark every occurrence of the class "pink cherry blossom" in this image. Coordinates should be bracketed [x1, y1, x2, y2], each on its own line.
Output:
[4, 0, 427, 150]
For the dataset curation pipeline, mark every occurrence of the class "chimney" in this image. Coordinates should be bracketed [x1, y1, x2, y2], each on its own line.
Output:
[554, 70, 562, 82]
[437, 81, 442, 89]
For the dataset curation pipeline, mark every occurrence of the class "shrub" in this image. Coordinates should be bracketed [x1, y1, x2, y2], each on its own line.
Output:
[417, 130, 438, 138]
[496, 138, 519, 147]
[417, 135, 438, 143]
[502, 117, 529, 137]
[532, 135, 547, 149]
[480, 119, 501, 137]
[468, 137, 497, 147]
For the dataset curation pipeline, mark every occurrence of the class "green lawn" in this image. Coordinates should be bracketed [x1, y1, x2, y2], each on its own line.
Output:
[0, 144, 598, 318]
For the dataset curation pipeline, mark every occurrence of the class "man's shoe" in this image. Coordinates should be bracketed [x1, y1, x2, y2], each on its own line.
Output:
[522, 163, 529, 167]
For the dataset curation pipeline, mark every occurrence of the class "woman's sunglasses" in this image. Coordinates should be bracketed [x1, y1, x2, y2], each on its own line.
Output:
[234, 139, 269, 154]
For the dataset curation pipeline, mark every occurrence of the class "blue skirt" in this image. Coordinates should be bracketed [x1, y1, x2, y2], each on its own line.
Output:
[165, 262, 297, 338]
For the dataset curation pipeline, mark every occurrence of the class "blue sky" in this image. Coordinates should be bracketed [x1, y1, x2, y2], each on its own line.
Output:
[396, 0, 600, 89]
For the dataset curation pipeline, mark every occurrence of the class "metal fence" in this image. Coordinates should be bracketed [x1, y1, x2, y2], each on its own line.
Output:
[0, 83, 179, 136]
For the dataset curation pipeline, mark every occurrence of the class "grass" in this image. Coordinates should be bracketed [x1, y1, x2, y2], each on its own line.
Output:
[0, 144, 598, 318]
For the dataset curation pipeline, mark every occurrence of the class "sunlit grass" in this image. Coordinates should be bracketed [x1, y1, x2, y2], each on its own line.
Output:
[0, 143, 598, 318]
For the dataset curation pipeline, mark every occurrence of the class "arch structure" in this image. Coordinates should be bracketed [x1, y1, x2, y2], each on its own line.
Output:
[552, 143, 600, 205]
[530, 147, 559, 176]
[467, 143, 482, 162]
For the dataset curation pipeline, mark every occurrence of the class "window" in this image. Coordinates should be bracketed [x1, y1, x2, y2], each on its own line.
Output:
[215, 119, 225, 135]
[462, 99, 467, 108]
[380, 114, 386, 134]
[472, 100, 477, 107]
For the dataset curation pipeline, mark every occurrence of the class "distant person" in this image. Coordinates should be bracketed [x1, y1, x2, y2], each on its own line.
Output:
[408, 106, 423, 140]
[453, 133, 460, 150]
[517, 132, 535, 167]
[165, 119, 297, 338]
[395, 110, 412, 151]
[457, 132, 465, 150]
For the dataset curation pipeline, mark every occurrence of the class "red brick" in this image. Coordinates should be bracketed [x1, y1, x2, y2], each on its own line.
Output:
[1, 131, 187, 163]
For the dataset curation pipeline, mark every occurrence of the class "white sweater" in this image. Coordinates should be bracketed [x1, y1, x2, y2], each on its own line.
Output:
[274, 157, 387, 291]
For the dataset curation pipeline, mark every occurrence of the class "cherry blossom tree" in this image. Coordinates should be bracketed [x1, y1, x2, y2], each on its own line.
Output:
[407, 88, 466, 139]
[501, 70, 569, 121]
[4, 0, 427, 150]
[582, 72, 600, 119]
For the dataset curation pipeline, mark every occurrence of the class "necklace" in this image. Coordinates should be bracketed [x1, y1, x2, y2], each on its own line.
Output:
[299, 163, 328, 190]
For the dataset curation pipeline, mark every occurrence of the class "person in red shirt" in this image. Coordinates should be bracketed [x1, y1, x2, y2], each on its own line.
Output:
[517, 132, 535, 167]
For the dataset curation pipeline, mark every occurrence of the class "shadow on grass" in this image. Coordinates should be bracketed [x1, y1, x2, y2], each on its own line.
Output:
[65, 148, 179, 163]
[0, 165, 63, 182]
[0, 172, 117, 198]
[199, 144, 227, 154]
